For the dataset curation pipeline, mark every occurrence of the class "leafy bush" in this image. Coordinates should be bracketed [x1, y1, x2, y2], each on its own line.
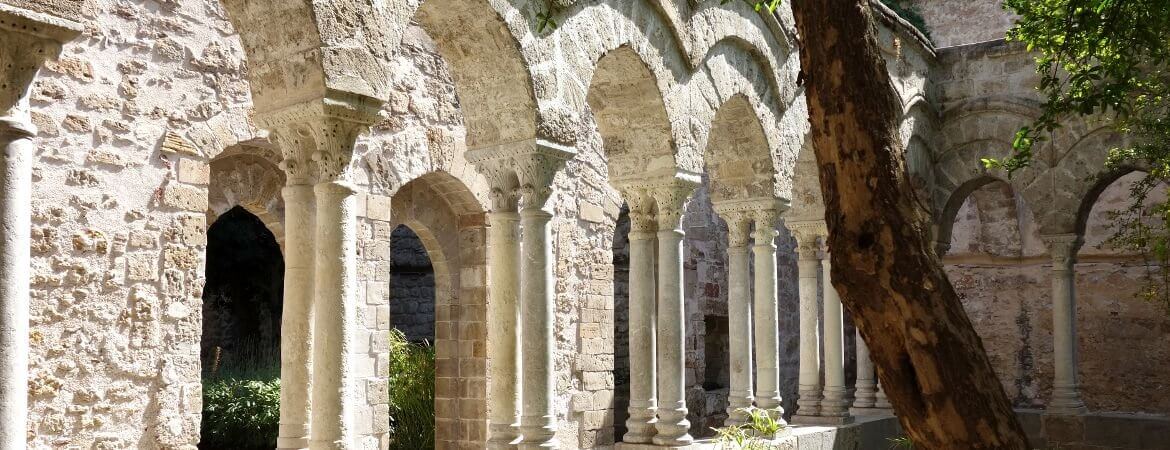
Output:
[712, 407, 788, 449]
[387, 329, 436, 449]
[201, 374, 281, 450]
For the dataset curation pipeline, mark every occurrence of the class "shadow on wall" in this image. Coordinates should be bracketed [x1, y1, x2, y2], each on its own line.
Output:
[389, 224, 437, 344]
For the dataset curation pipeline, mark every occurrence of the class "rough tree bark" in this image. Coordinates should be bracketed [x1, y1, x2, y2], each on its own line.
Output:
[790, 1, 1030, 448]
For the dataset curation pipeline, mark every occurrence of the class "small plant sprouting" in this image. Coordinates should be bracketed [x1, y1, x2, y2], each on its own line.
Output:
[711, 407, 787, 449]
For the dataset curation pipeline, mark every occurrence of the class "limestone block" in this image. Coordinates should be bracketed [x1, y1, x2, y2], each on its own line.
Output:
[176, 158, 209, 185]
[162, 184, 207, 212]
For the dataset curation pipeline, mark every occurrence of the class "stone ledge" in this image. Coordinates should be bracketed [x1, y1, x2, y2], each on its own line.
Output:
[617, 416, 901, 450]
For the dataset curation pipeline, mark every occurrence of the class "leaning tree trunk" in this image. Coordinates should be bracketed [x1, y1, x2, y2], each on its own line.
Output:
[791, 1, 1030, 448]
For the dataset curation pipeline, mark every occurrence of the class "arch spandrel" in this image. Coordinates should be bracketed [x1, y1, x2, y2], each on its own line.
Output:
[587, 45, 680, 178]
[703, 94, 777, 203]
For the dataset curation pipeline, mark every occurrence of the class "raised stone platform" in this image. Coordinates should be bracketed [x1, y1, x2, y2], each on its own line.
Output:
[616, 415, 902, 450]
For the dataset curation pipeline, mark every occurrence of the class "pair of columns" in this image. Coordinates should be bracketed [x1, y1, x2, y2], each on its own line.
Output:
[714, 199, 789, 427]
[265, 99, 384, 450]
[788, 220, 861, 424]
[471, 141, 575, 449]
[0, 8, 81, 449]
[617, 172, 709, 447]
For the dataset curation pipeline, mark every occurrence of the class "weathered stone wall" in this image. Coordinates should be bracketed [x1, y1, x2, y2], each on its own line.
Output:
[388, 225, 436, 343]
[905, 0, 1017, 48]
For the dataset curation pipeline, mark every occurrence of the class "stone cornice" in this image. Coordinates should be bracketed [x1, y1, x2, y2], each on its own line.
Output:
[0, 5, 82, 118]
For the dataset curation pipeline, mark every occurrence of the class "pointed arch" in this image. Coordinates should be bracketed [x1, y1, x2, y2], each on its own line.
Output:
[587, 45, 678, 178]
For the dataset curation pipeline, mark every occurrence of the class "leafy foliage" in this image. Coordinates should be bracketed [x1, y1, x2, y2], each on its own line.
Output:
[878, 0, 931, 39]
[201, 374, 281, 450]
[387, 329, 436, 449]
[711, 407, 787, 449]
[888, 435, 916, 449]
[996, 0, 1170, 312]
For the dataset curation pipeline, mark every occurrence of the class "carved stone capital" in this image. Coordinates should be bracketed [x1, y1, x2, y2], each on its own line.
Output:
[613, 170, 700, 232]
[787, 220, 828, 260]
[257, 93, 382, 185]
[1042, 233, 1083, 270]
[0, 5, 82, 116]
[468, 139, 575, 212]
[715, 197, 788, 248]
[618, 186, 658, 234]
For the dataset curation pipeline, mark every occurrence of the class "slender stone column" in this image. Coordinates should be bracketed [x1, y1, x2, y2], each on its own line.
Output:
[277, 182, 316, 450]
[850, 328, 878, 414]
[788, 221, 825, 421]
[0, 14, 78, 447]
[309, 178, 361, 450]
[818, 255, 852, 422]
[621, 188, 658, 443]
[514, 142, 574, 449]
[751, 208, 786, 420]
[0, 118, 34, 449]
[717, 209, 753, 426]
[1043, 234, 1087, 415]
[469, 154, 524, 448]
[487, 204, 521, 447]
[651, 176, 698, 447]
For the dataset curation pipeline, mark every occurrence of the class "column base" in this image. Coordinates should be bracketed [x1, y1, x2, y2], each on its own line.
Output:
[618, 441, 701, 450]
[790, 414, 856, 425]
[850, 406, 894, 416]
[1047, 390, 1087, 416]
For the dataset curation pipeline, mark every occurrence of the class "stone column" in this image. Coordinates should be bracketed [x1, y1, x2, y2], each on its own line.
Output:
[1043, 234, 1087, 415]
[276, 179, 316, 450]
[850, 328, 879, 414]
[619, 188, 658, 443]
[818, 255, 852, 423]
[514, 143, 574, 449]
[751, 208, 786, 420]
[788, 221, 825, 421]
[716, 208, 753, 426]
[0, 116, 35, 450]
[0, 12, 79, 448]
[471, 155, 523, 448]
[261, 104, 379, 450]
[650, 175, 698, 447]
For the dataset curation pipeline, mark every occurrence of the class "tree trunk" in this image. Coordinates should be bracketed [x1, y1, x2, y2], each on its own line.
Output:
[790, 1, 1030, 448]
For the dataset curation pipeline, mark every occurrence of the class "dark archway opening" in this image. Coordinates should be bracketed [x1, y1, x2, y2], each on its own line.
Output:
[201, 206, 284, 375]
[389, 224, 437, 343]
[199, 206, 285, 450]
[613, 206, 632, 441]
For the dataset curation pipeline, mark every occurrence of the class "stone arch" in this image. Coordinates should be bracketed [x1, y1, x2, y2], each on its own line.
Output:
[387, 171, 488, 449]
[786, 137, 824, 222]
[901, 99, 939, 214]
[704, 94, 775, 202]
[934, 107, 1040, 224]
[208, 150, 286, 250]
[936, 175, 1021, 249]
[1072, 165, 1149, 239]
[1024, 125, 1135, 235]
[587, 45, 680, 178]
[412, 0, 538, 149]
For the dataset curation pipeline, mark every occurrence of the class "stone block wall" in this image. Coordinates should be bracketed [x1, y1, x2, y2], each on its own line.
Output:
[904, 0, 1017, 47]
[388, 225, 436, 343]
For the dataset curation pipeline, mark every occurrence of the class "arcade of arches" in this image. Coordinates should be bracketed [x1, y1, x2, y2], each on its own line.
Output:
[2, 0, 1168, 449]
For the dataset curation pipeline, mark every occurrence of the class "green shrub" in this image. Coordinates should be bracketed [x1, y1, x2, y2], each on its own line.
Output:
[201, 374, 281, 450]
[387, 329, 436, 449]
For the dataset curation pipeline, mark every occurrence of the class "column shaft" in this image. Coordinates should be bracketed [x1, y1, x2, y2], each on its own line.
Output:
[624, 230, 658, 443]
[1047, 235, 1086, 415]
[725, 244, 753, 425]
[488, 212, 522, 447]
[652, 227, 692, 446]
[278, 185, 316, 450]
[819, 257, 850, 419]
[752, 229, 784, 416]
[794, 255, 821, 418]
[519, 209, 556, 448]
[0, 123, 33, 449]
[309, 181, 360, 450]
[851, 328, 877, 410]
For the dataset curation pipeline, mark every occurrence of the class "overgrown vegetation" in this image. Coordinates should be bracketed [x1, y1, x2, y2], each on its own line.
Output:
[387, 329, 436, 450]
[711, 407, 787, 449]
[993, 0, 1170, 313]
[878, 0, 931, 39]
[200, 372, 281, 450]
